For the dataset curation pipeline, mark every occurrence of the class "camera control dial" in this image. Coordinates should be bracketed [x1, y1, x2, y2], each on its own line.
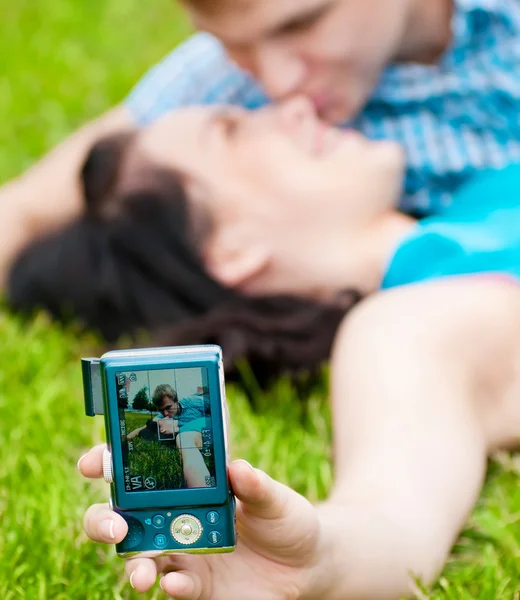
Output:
[171, 515, 203, 545]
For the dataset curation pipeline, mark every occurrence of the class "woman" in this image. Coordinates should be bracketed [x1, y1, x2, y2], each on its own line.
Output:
[24, 98, 520, 597]
[8, 98, 371, 379]
[9, 97, 520, 375]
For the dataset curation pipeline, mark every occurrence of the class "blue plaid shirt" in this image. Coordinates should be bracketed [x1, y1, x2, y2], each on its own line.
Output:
[155, 395, 210, 427]
[126, 0, 520, 215]
[176, 395, 210, 429]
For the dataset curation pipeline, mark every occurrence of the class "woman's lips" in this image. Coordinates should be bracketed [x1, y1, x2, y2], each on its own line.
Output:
[314, 123, 362, 155]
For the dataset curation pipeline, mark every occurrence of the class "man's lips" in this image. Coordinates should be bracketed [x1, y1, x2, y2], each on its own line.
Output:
[310, 92, 332, 115]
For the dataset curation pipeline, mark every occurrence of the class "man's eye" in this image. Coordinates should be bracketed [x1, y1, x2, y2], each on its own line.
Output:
[276, 2, 334, 37]
[282, 15, 318, 35]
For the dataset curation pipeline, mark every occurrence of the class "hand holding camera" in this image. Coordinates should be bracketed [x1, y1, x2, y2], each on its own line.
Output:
[82, 345, 236, 556]
[158, 418, 179, 437]
[79, 448, 321, 599]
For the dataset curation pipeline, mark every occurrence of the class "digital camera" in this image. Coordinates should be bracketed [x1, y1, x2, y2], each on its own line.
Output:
[82, 345, 236, 557]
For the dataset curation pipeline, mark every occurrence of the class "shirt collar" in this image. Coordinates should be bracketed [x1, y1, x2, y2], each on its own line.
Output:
[453, 0, 519, 47]
[373, 0, 517, 90]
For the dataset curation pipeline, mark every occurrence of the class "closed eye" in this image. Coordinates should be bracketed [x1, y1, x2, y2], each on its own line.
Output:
[219, 114, 240, 136]
[272, 1, 336, 38]
[213, 109, 245, 139]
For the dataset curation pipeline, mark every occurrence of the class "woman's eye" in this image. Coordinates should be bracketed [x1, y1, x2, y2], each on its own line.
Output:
[219, 113, 240, 137]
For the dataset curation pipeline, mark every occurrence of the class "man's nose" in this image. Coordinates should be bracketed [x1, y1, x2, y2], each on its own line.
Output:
[253, 42, 307, 100]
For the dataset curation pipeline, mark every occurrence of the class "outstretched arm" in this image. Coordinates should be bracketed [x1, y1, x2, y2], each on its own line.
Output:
[0, 32, 260, 289]
[78, 277, 520, 600]
[322, 276, 520, 599]
[126, 424, 149, 441]
[0, 105, 134, 287]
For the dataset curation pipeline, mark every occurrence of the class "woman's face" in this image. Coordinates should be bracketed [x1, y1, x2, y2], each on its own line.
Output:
[129, 98, 405, 298]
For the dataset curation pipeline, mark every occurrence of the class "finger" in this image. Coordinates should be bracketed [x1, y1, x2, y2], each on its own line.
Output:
[125, 558, 159, 593]
[83, 503, 128, 543]
[77, 444, 106, 479]
[229, 460, 294, 520]
[160, 570, 203, 600]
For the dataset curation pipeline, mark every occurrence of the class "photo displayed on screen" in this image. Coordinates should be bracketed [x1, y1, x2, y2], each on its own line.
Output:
[116, 367, 216, 492]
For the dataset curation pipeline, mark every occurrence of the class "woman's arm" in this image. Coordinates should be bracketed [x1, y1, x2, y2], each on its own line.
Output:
[78, 277, 520, 600]
[126, 425, 148, 441]
[316, 277, 520, 599]
[0, 105, 135, 288]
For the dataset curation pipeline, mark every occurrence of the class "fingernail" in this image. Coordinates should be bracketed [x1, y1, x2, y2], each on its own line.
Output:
[130, 568, 139, 589]
[159, 577, 165, 591]
[236, 459, 255, 472]
[99, 519, 115, 540]
[76, 453, 88, 471]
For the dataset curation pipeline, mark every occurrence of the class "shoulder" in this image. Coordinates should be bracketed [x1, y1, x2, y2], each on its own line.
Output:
[125, 33, 266, 126]
[453, 0, 520, 37]
[452, 165, 520, 208]
[335, 277, 520, 363]
[180, 395, 204, 406]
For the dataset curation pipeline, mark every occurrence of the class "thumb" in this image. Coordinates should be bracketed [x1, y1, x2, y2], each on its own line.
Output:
[229, 460, 294, 520]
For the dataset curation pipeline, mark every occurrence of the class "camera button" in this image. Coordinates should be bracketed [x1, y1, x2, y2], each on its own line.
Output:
[154, 534, 168, 549]
[152, 515, 165, 528]
[208, 531, 222, 545]
[121, 515, 145, 550]
[171, 515, 203, 545]
[206, 511, 220, 525]
[102, 448, 113, 484]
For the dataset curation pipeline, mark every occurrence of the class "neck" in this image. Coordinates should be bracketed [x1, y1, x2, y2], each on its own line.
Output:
[356, 212, 416, 294]
[277, 212, 415, 301]
[246, 213, 415, 302]
[397, 0, 453, 64]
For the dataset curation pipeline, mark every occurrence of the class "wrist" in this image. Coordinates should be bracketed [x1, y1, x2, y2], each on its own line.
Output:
[298, 503, 344, 600]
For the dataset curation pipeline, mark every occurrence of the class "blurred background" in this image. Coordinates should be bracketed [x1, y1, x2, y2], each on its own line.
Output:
[1, 1, 520, 598]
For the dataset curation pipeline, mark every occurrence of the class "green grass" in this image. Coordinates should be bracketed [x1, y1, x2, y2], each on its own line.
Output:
[123, 414, 216, 489]
[1, 0, 520, 598]
[126, 412, 155, 432]
[127, 438, 190, 491]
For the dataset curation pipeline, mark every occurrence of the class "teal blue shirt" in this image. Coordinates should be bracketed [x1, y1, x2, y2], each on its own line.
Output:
[382, 165, 520, 289]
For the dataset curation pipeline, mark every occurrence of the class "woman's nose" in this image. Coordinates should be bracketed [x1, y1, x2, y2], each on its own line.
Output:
[276, 96, 317, 134]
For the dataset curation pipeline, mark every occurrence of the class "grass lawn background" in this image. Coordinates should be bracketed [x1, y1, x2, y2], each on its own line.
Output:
[1, 0, 520, 597]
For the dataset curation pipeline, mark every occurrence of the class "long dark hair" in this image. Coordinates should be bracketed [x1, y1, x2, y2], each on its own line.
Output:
[7, 133, 360, 380]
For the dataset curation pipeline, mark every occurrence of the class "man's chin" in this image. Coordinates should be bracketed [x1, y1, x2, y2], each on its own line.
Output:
[320, 92, 369, 125]
[320, 103, 356, 126]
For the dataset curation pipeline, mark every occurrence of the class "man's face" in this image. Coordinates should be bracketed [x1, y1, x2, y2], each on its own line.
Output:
[158, 396, 178, 418]
[186, 0, 412, 123]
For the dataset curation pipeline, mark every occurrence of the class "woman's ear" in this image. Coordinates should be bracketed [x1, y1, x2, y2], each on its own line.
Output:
[204, 228, 270, 290]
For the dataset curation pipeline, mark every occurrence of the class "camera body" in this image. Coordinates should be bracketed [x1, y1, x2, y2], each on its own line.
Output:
[82, 345, 236, 558]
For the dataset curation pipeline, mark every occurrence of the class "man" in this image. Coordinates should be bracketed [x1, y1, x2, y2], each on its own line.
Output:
[3, 0, 520, 284]
[127, 384, 212, 488]
[152, 384, 213, 488]
[125, 384, 181, 441]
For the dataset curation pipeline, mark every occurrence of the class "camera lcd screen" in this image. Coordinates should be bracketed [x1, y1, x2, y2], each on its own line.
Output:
[116, 367, 216, 492]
